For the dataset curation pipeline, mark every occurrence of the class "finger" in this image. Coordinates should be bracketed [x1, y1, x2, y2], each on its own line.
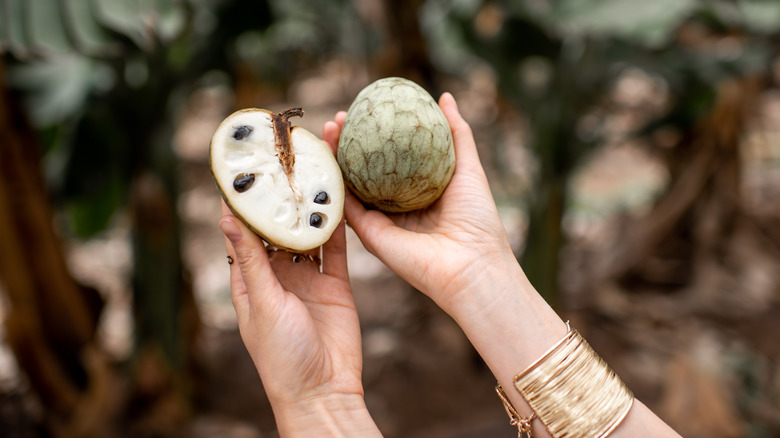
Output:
[221, 205, 245, 292]
[344, 193, 436, 292]
[323, 111, 347, 155]
[323, 121, 340, 155]
[223, 235, 251, 324]
[439, 92, 484, 173]
[267, 247, 320, 281]
[321, 217, 348, 279]
[343, 190, 403, 258]
[220, 203, 251, 324]
[334, 111, 347, 129]
[219, 201, 283, 314]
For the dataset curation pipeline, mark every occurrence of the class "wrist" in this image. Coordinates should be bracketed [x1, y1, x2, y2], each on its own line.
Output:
[441, 254, 568, 437]
[431, 243, 518, 314]
[448, 260, 567, 375]
[271, 392, 381, 437]
[439, 250, 540, 326]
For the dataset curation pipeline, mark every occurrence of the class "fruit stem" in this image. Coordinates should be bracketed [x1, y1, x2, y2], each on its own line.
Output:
[272, 108, 304, 202]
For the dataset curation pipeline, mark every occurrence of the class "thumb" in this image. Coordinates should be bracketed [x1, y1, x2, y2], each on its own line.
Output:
[219, 202, 283, 316]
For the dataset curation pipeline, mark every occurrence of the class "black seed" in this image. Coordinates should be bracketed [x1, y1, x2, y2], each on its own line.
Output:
[309, 213, 323, 228]
[233, 173, 255, 193]
[313, 191, 329, 204]
[233, 125, 253, 140]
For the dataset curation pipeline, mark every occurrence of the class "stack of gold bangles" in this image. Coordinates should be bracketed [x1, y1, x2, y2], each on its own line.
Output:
[496, 324, 634, 438]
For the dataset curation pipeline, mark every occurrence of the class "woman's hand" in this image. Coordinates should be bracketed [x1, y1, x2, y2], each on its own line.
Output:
[324, 92, 681, 438]
[220, 206, 359, 398]
[331, 91, 566, 437]
[219, 122, 380, 436]
[330, 92, 516, 313]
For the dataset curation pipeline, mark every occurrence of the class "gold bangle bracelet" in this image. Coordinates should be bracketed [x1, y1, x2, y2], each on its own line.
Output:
[512, 327, 634, 438]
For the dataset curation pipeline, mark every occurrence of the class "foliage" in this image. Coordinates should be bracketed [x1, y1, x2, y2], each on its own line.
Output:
[421, 0, 779, 305]
[2, 0, 361, 238]
[2, 0, 780, 434]
[1, 0, 367, 433]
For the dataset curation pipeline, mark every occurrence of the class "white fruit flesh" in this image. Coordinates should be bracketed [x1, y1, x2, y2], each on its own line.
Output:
[210, 108, 344, 252]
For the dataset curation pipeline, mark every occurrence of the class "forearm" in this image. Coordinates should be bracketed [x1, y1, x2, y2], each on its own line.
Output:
[271, 393, 382, 437]
[439, 254, 565, 437]
[439, 254, 680, 438]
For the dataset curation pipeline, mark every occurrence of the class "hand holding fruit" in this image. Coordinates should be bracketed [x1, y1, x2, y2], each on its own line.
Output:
[212, 77, 682, 438]
[215, 114, 379, 435]
[211, 78, 512, 435]
[340, 91, 517, 314]
[219, 185, 380, 436]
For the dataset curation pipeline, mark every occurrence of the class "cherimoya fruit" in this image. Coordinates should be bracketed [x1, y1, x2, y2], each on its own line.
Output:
[210, 108, 344, 252]
[338, 77, 455, 212]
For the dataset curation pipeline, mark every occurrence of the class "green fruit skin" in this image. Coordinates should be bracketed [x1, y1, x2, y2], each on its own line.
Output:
[338, 77, 455, 213]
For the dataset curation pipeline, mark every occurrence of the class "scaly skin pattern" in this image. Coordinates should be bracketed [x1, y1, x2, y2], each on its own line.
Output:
[338, 77, 455, 212]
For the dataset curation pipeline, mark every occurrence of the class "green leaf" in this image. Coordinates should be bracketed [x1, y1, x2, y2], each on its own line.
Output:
[8, 55, 109, 126]
[63, 0, 119, 55]
[738, 0, 780, 33]
[28, 0, 73, 53]
[148, 0, 186, 43]
[2, 0, 32, 56]
[65, 174, 125, 238]
[93, 0, 186, 50]
[540, 0, 697, 47]
[93, 0, 149, 49]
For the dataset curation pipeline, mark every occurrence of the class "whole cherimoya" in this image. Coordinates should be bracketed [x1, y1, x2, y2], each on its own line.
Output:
[210, 108, 344, 252]
[338, 77, 455, 213]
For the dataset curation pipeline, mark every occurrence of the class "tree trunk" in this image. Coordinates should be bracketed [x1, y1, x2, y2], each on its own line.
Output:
[375, 0, 438, 93]
[605, 76, 764, 287]
[123, 127, 201, 437]
[0, 59, 118, 437]
[521, 175, 567, 309]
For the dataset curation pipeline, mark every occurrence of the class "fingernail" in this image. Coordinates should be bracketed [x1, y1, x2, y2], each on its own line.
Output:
[443, 92, 457, 107]
[219, 218, 242, 243]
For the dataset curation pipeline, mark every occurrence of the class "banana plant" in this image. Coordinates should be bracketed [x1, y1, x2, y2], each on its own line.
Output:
[427, 0, 779, 307]
[0, 0, 354, 434]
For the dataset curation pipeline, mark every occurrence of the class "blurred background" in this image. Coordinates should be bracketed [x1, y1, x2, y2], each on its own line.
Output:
[1, 0, 780, 437]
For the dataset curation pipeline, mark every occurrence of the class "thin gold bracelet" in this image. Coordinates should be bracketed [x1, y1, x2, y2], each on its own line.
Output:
[511, 326, 634, 438]
[496, 383, 535, 437]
